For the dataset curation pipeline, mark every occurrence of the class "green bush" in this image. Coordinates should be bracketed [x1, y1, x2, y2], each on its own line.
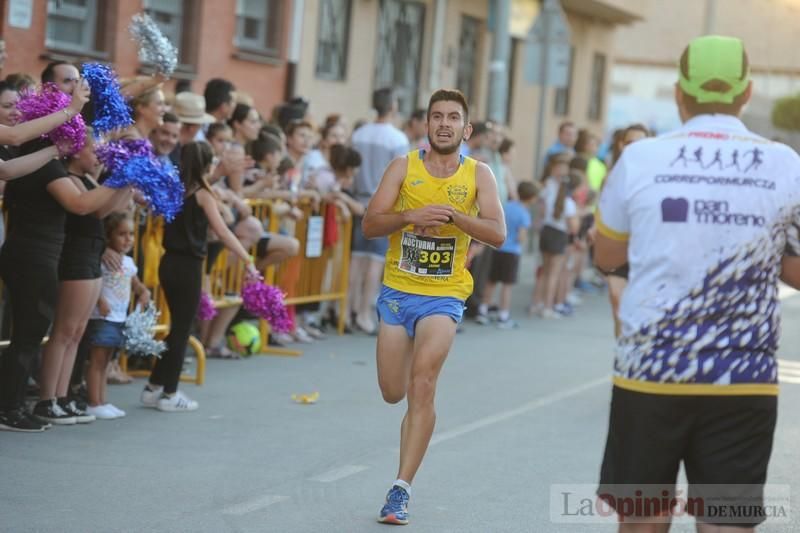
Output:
[772, 94, 800, 131]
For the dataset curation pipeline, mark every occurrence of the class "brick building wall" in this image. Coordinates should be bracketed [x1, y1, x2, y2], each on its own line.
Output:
[0, 0, 290, 116]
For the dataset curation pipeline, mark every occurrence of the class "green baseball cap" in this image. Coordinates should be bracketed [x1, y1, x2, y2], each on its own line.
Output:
[678, 35, 750, 104]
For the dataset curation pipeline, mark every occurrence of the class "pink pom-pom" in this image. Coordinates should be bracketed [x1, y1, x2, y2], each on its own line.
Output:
[241, 280, 293, 333]
[197, 291, 218, 321]
[17, 83, 86, 156]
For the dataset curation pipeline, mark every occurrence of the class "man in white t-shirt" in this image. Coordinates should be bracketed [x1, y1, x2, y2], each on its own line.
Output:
[349, 88, 410, 334]
[594, 35, 800, 531]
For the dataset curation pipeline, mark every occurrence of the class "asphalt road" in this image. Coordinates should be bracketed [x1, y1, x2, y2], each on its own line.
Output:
[2, 257, 800, 533]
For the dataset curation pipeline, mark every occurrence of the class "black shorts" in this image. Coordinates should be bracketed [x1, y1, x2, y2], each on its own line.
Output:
[255, 234, 272, 259]
[578, 213, 594, 239]
[206, 241, 224, 274]
[608, 262, 630, 280]
[488, 251, 520, 284]
[598, 386, 777, 527]
[58, 236, 104, 281]
[539, 225, 568, 255]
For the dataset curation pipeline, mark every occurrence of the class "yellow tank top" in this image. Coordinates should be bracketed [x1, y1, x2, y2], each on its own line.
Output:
[383, 150, 478, 300]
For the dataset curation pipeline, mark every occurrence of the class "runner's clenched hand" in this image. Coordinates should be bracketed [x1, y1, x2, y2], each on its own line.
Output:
[402, 204, 454, 227]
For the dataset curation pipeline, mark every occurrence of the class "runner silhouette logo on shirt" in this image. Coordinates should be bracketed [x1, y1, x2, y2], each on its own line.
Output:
[669, 145, 765, 173]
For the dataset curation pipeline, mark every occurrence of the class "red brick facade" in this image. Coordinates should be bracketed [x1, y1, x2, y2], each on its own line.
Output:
[0, 0, 290, 115]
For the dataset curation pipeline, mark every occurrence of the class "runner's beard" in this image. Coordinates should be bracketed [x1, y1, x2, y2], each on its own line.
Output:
[428, 131, 463, 155]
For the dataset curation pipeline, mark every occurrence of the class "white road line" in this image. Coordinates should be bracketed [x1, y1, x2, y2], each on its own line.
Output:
[778, 358, 800, 370]
[429, 376, 609, 447]
[222, 494, 289, 516]
[774, 359, 800, 385]
[309, 464, 370, 483]
[778, 362, 800, 384]
[779, 284, 797, 301]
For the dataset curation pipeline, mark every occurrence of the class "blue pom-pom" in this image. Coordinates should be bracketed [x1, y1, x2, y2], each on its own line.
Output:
[81, 63, 133, 136]
[96, 138, 151, 173]
[105, 155, 184, 221]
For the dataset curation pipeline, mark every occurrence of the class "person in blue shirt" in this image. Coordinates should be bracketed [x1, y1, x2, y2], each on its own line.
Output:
[543, 120, 577, 167]
[477, 181, 539, 328]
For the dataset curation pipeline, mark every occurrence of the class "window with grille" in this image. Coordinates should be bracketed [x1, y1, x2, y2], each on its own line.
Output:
[456, 15, 481, 106]
[235, 0, 283, 57]
[374, 0, 425, 115]
[46, 0, 106, 55]
[506, 37, 521, 126]
[315, 0, 352, 80]
[554, 47, 574, 116]
[588, 52, 606, 121]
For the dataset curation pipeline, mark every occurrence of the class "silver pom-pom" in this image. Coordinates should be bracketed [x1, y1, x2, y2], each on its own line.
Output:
[123, 303, 167, 358]
[129, 13, 179, 76]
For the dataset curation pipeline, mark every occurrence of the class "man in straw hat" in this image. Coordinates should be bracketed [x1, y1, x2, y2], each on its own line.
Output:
[169, 91, 215, 165]
[594, 35, 800, 531]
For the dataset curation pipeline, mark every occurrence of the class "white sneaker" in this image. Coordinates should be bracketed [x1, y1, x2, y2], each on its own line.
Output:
[541, 308, 563, 320]
[475, 313, 490, 325]
[106, 404, 126, 417]
[86, 404, 119, 420]
[140, 385, 163, 408]
[566, 292, 583, 306]
[526, 303, 543, 317]
[293, 327, 315, 344]
[156, 391, 198, 412]
[496, 318, 519, 330]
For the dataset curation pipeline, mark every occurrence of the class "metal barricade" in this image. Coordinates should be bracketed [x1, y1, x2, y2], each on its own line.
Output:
[245, 199, 352, 356]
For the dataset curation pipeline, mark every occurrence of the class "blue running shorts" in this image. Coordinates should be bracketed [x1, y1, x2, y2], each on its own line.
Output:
[376, 285, 464, 338]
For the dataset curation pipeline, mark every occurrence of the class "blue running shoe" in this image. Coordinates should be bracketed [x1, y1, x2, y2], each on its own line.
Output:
[575, 279, 600, 294]
[378, 485, 409, 525]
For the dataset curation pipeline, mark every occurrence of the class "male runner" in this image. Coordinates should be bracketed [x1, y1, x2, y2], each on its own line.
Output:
[595, 35, 800, 532]
[362, 89, 506, 525]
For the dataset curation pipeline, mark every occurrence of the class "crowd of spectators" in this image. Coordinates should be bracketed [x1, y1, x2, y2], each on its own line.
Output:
[0, 50, 644, 430]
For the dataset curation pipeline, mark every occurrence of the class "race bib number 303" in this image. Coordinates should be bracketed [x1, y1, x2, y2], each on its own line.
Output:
[398, 232, 456, 276]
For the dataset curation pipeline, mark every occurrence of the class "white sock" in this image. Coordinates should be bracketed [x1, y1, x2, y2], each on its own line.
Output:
[394, 479, 411, 495]
[478, 303, 488, 315]
[499, 310, 510, 321]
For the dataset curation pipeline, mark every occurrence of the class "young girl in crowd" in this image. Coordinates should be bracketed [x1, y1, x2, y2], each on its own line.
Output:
[141, 141, 258, 412]
[553, 171, 588, 316]
[85, 212, 149, 419]
[321, 144, 364, 219]
[319, 144, 363, 330]
[206, 122, 233, 158]
[36, 131, 133, 425]
[304, 117, 347, 183]
[603, 123, 650, 337]
[228, 103, 261, 148]
[530, 153, 578, 319]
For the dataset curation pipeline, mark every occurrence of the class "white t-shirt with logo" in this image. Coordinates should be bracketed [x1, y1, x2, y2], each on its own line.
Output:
[91, 256, 138, 323]
[598, 114, 800, 395]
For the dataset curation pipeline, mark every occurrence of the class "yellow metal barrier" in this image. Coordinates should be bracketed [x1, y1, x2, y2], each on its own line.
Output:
[245, 199, 352, 356]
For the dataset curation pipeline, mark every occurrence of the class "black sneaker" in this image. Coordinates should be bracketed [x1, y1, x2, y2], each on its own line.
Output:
[70, 383, 89, 405]
[32, 399, 77, 425]
[68, 394, 88, 412]
[25, 412, 51, 430]
[0, 408, 49, 432]
[57, 397, 95, 424]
